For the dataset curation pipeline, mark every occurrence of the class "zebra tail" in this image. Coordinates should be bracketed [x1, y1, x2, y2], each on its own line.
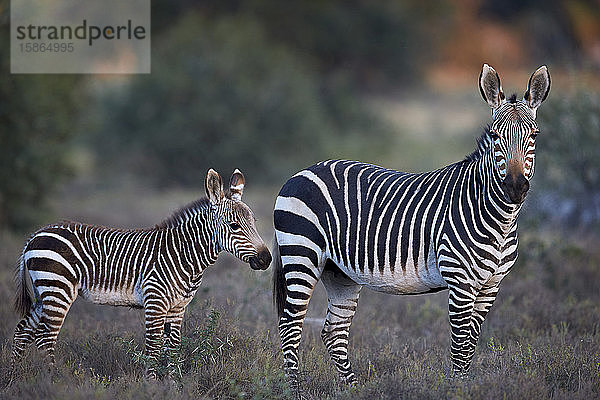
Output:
[14, 253, 32, 317]
[272, 234, 286, 319]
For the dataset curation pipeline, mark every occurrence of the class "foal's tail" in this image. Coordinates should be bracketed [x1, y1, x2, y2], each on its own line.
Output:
[272, 234, 286, 319]
[14, 251, 32, 317]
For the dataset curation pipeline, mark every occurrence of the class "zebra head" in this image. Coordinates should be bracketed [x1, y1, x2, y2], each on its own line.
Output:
[205, 169, 272, 270]
[479, 64, 551, 204]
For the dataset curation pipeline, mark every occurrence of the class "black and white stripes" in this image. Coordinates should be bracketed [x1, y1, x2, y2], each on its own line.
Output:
[272, 65, 551, 387]
[12, 169, 271, 379]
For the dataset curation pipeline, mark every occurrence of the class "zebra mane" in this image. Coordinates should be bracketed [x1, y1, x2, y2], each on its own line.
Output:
[464, 126, 494, 162]
[156, 197, 212, 229]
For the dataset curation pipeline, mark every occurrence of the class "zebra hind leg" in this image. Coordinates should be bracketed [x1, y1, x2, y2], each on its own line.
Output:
[320, 261, 361, 386]
[10, 308, 41, 383]
[12, 309, 40, 362]
[33, 295, 76, 367]
[277, 250, 322, 393]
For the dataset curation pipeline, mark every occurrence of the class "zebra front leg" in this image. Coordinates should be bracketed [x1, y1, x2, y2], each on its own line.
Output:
[163, 307, 185, 379]
[143, 301, 167, 379]
[320, 263, 361, 386]
[447, 283, 477, 375]
[463, 283, 500, 371]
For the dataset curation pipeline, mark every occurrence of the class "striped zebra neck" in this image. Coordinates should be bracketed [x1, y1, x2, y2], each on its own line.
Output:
[468, 129, 522, 237]
[156, 197, 220, 268]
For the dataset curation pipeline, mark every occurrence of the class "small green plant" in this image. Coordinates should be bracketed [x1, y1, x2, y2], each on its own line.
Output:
[115, 309, 233, 382]
[367, 360, 378, 380]
[116, 336, 153, 375]
[513, 342, 539, 377]
[182, 309, 233, 367]
[487, 336, 504, 352]
[487, 336, 505, 368]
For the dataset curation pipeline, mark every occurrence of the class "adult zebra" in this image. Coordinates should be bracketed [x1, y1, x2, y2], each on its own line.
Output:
[273, 65, 551, 387]
[12, 169, 271, 379]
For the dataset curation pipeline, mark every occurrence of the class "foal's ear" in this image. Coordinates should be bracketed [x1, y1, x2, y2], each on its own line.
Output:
[228, 169, 245, 201]
[479, 64, 505, 109]
[205, 169, 224, 204]
[524, 65, 551, 112]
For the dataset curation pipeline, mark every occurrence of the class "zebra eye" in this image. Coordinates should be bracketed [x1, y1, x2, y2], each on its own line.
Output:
[229, 222, 241, 230]
[531, 130, 540, 138]
[489, 129, 500, 139]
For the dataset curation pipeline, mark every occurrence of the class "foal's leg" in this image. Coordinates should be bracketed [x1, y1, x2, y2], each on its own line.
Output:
[163, 307, 185, 377]
[320, 263, 362, 386]
[10, 308, 42, 383]
[12, 308, 41, 363]
[34, 293, 76, 366]
[143, 299, 167, 379]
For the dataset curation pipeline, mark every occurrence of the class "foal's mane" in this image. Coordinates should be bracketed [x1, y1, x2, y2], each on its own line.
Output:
[156, 197, 212, 229]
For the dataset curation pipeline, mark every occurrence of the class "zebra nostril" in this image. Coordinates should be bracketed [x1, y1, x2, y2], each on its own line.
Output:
[259, 249, 272, 267]
[518, 175, 529, 194]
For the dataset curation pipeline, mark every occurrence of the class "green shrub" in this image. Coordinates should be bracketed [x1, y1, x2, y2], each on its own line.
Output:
[87, 13, 391, 186]
[0, 7, 83, 231]
[241, 0, 445, 88]
[534, 90, 600, 227]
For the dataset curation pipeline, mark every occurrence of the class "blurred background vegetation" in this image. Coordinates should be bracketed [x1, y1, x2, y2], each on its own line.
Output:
[1, 0, 599, 233]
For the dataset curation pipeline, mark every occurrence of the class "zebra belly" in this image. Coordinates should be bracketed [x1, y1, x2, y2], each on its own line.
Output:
[78, 284, 143, 307]
[334, 245, 447, 295]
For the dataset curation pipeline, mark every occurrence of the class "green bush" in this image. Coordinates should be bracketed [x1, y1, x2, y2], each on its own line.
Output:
[241, 0, 445, 88]
[534, 90, 600, 227]
[151, 0, 447, 89]
[0, 7, 83, 231]
[88, 13, 391, 187]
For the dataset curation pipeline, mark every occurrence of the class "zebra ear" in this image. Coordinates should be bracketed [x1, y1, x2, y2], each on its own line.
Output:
[479, 64, 505, 109]
[228, 169, 245, 201]
[205, 169, 224, 204]
[524, 65, 550, 112]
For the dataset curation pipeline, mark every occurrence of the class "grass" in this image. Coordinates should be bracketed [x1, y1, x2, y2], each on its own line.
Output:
[0, 185, 599, 399]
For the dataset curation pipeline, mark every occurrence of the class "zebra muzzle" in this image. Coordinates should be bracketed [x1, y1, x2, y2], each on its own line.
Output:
[249, 248, 272, 270]
[502, 173, 529, 204]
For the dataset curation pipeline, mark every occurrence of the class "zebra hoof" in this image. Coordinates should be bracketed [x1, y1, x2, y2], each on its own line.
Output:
[285, 376, 304, 400]
[145, 370, 158, 380]
[3, 374, 14, 389]
[451, 368, 469, 379]
[291, 387, 310, 400]
[345, 377, 358, 387]
[338, 377, 357, 388]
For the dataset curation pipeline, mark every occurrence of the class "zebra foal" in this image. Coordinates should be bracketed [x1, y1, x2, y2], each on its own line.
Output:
[12, 169, 271, 379]
[273, 65, 551, 388]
